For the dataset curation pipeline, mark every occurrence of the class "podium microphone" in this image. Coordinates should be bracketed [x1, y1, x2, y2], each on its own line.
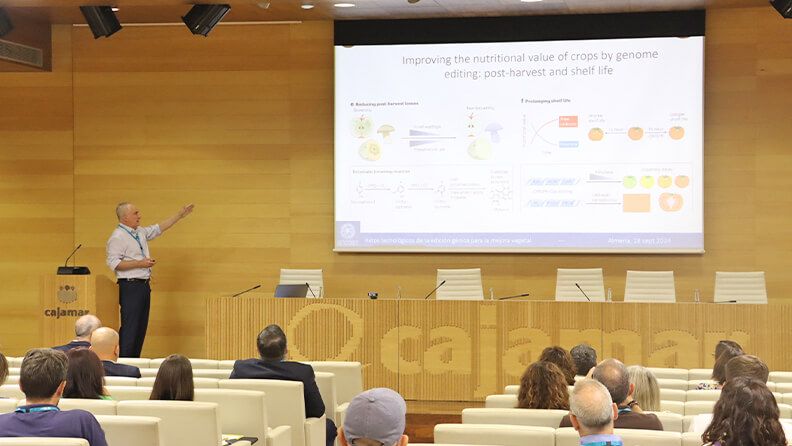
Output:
[231, 284, 260, 298]
[65, 244, 81, 266]
[306, 282, 317, 298]
[424, 280, 446, 300]
[498, 293, 530, 300]
[57, 244, 91, 275]
[575, 283, 591, 302]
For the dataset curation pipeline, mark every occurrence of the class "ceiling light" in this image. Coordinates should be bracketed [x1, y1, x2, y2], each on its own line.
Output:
[334, 3, 356, 7]
[111, 6, 119, 11]
[301, 3, 315, 9]
[182, 4, 231, 36]
[79, 6, 122, 39]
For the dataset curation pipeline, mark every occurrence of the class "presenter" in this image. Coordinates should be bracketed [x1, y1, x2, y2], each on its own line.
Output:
[106, 202, 194, 358]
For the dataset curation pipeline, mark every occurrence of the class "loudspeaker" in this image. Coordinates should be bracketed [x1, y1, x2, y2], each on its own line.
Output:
[79, 6, 122, 39]
[182, 4, 231, 36]
[0, 8, 13, 38]
[770, 0, 792, 18]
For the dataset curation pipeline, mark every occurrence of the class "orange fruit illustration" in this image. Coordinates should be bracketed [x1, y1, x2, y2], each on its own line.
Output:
[589, 128, 604, 141]
[628, 127, 644, 141]
[675, 175, 690, 188]
[659, 193, 684, 212]
[669, 126, 685, 140]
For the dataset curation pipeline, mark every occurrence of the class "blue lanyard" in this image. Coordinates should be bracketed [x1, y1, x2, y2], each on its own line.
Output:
[618, 407, 632, 415]
[582, 442, 623, 446]
[118, 225, 145, 255]
[16, 405, 59, 413]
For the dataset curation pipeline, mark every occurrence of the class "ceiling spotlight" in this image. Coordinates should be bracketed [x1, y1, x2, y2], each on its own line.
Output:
[334, 3, 356, 7]
[79, 6, 122, 39]
[182, 4, 231, 36]
[301, 3, 315, 9]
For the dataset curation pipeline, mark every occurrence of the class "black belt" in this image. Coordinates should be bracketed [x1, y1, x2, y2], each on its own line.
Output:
[118, 278, 150, 283]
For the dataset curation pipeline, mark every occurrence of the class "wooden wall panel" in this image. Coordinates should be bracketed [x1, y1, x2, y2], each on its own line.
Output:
[2, 7, 792, 362]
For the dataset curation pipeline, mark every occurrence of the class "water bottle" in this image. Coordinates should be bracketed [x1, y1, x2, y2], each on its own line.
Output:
[490, 288, 495, 300]
[607, 287, 613, 302]
[694, 288, 700, 303]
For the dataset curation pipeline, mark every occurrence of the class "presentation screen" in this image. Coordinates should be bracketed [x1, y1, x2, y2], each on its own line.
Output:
[334, 15, 704, 253]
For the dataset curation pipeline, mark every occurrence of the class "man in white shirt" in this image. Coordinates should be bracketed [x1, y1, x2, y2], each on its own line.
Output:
[106, 202, 194, 357]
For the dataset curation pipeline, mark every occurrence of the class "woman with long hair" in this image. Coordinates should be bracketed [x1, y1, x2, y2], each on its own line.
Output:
[64, 348, 110, 399]
[702, 376, 787, 445]
[538, 346, 577, 385]
[517, 361, 569, 410]
[150, 354, 194, 401]
[699, 344, 744, 390]
[627, 365, 660, 412]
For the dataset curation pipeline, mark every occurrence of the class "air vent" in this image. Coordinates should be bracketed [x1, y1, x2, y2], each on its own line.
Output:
[0, 38, 43, 68]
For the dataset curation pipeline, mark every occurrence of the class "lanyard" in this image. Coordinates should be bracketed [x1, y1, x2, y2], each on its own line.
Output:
[581, 442, 623, 446]
[16, 405, 60, 413]
[118, 225, 145, 255]
[618, 407, 632, 415]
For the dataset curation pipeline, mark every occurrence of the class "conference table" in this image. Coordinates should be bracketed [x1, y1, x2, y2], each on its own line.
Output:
[206, 297, 784, 401]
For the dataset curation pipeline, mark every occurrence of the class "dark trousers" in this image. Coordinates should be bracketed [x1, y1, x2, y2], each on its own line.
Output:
[118, 280, 151, 358]
[326, 418, 337, 446]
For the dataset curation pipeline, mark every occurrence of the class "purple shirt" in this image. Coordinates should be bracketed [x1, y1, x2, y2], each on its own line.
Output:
[0, 404, 107, 446]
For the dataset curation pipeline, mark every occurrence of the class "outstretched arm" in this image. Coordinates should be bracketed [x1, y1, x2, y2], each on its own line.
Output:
[158, 204, 194, 232]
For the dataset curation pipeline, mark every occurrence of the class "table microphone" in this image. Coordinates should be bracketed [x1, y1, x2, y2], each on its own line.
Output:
[231, 284, 260, 298]
[575, 283, 591, 302]
[64, 244, 82, 266]
[424, 280, 446, 300]
[306, 282, 317, 298]
[498, 293, 530, 300]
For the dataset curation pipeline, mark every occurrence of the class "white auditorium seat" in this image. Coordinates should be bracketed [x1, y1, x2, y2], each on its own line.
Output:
[192, 369, 231, 379]
[0, 384, 24, 400]
[194, 388, 291, 446]
[434, 423, 555, 446]
[660, 388, 686, 402]
[220, 379, 325, 446]
[681, 431, 703, 446]
[106, 386, 153, 400]
[624, 270, 676, 303]
[8, 368, 20, 376]
[95, 415, 162, 446]
[555, 268, 605, 301]
[0, 398, 18, 414]
[660, 400, 685, 415]
[305, 361, 363, 407]
[58, 398, 117, 415]
[685, 390, 721, 401]
[657, 378, 689, 391]
[0, 439, 89, 446]
[117, 358, 151, 368]
[117, 400, 221, 446]
[771, 372, 792, 383]
[556, 427, 682, 446]
[6, 357, 23, 368]
[650, 368, 689, 381]
[219, 360, 236, 370]
[646, 411, 684, 432]
[149, 358, 219, 369]
[461, 408, 568, 428]
[686, 369, 712, 381]
[435, 268, 485, 300]
[314, 371, 348, 426]
[684, 401, 715, 416]
[780, 403, 792, 418]
[713, 271, 768, 304]
[503, 385, 519, 395]
[484, 394, 517, 408]
[279, 269, 324, 298]
[139, 368, 160, 378]
[137, 377, 220, 388]
[105, 376, 139, 386]
[3, 376, 19, 384]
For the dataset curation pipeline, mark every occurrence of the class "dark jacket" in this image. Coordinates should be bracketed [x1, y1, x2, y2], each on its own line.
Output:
[559, 410, 663, 430]
[101, 360, 142, 378]
[230, 358, 325, 418]
[51, 340, 91, 352]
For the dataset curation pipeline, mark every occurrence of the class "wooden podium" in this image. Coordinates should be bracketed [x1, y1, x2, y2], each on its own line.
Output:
[40, 275, 118, 347]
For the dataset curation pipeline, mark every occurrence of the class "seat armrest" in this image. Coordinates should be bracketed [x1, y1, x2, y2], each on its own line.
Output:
[266, 425, 292, 446]
[335, 403, 349, 430]
[304, 415, 327, 446]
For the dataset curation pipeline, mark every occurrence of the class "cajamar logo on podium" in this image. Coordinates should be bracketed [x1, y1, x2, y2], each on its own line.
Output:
[44, 284, 90, 319]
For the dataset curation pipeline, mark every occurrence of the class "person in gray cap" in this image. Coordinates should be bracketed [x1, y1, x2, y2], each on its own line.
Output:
[339, 388, 408, 446]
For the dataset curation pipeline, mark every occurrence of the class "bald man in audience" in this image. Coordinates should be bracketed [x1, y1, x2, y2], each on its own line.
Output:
[89, 327, 141, 378]
[560, 358, 663, 430]
[569, 379, 621, 446]
[52, 314, 101, 352]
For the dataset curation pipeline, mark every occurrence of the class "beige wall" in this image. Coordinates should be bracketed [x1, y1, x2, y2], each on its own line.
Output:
[1, 7, 790, 358]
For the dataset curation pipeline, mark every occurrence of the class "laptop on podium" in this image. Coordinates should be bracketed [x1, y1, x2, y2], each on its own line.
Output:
[274, 284, 310, 298]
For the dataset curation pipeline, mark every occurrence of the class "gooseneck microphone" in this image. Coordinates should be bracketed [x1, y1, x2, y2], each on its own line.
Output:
[306, 282, 317, 298]
[424, 280, 446, 300]
[231, 284, 261, 298]
[575, 283, 591, 302]
[64, 244, 82, 267]
[498, 293, 531, 300]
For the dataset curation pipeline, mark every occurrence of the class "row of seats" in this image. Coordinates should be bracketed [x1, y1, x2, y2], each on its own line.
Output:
[434, 424, 739, 446]
[505, 383, 792, 399]
[485, 393, 792, 416]
[0, 439, 90, 446]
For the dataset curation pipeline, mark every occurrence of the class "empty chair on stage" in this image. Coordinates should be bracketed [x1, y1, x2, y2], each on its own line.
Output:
[555, 268, 605, 301]
[436, 268, 484, 300]
[624, 270, 676, 303]
[714, 271, 767, 304]
[279, 269, 324, 298]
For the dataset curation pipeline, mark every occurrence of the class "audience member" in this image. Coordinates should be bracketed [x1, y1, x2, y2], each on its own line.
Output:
[699, 344, 744, 390]
[63, 348, 110, 400]
[517, 361, 569, 410]
[714, 340, 743, 360]
[725, 354, 769, 383]
[231, 324, 337, 446]
[0, 348, 107, 445]
[571, 344, 597, 377]
[560, 358, 662, 430]
[702, 377, 787, 445]
[627, 365, 660, 412]
[539, 346, 577, 385]
[568, 379, 621, 446]
[338, 388, 408, 446]
[52, 315, 101, 352]
[150, 354, 194, 401]
[0, 352, 8, 386]
[90, 327, 141, 378]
